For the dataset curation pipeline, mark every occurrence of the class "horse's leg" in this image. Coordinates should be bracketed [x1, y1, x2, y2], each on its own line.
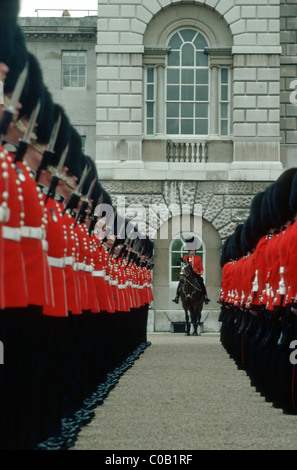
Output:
[184, 309, 190, 336]
[191, 307, 198, 336]
[196, 302, 203, 336]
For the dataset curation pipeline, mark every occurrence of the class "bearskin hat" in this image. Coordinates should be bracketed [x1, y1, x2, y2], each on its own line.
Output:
[289, 169, 297, 217]
[0, 0, 20, 64]
[272, 168, 297, 227]
[4, 25, 29, 97]
[249, 191, 265, 242]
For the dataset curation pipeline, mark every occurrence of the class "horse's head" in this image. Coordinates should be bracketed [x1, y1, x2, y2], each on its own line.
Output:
[180, 258, 192, 279]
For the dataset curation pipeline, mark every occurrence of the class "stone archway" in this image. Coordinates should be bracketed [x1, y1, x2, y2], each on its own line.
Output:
[149, 213, 222, 333]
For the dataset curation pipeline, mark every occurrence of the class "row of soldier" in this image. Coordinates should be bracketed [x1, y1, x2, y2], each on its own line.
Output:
[0, 0, 153, 450]
[219, 167, 297, 415]
[0, 1, 154, 319]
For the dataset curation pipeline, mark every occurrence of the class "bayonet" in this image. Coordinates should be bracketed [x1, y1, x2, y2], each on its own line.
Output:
[63, 164, 91, 216]
[35, 113, 62, 182]
[47, 113, 61, 153]
[14, 99, 41, 163]
[44, 144, 69, 204]
[74, 176, 97, 226]
[0, 63, 28, 138]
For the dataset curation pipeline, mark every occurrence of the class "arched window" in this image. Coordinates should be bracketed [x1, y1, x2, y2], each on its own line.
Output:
[144, 26, 232, 139]
[166, 29, 209, 136]
[170, 233, 204, 283]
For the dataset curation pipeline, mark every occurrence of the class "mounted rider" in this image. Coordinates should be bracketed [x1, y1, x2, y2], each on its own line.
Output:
[172, 236, 210, 305]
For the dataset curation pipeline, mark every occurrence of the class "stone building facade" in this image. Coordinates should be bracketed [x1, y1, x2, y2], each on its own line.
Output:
[18, 0, 297, 332]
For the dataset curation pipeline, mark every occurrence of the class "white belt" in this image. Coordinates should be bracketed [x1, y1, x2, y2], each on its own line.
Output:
[75, 262, 86, 271]
[93, 270, 105, 278]
[2, 226, 21, 242]
[64, 256, 74, 266]
[48, 256, 66, 268]
[105, 275, 110, 281]
[110, 280, 118, 286]
[85, 265, 94, 273]
[21, 226, 45, 240]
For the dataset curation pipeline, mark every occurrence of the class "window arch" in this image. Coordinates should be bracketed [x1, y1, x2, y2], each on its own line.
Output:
[144, 23, 232, 140]
[166, 29, 209, 136]
[170, 233, 205, 283]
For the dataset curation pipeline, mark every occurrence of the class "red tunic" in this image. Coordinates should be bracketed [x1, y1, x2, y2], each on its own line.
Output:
[183, 254, 203, 275]
[63, 210, 81, 315]
[42, 195, 68, 317]
[2, 150, 28, 308]
[92, 240, 112, 312]
[16, 161, 50, 308]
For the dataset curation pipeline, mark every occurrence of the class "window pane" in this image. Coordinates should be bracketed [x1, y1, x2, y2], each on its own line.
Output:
[196, 85, 208, 101]
[167, 69, 179, 84]
[195, 103, 208, 118]
[167, 85, 179, 101]
[70, 54, 77, 64]
[79, 66, 85, 76]
[196, 51, 208, 67]
[193, 33, 208, 49]
[172, 239, 183, 251]
[147, 67, 154, 83]
[195, 119, 208, 135]
[64, 65, 70, 76]
[196, 69, 208, 84]
[172, 268, 181, 282]
[78, 76, 85, 87]
[221, 85, 228, 101]
[181, 85, 194, 100]
[147, 102, 154, 118]
[182, 69, 194, 84]
[182, 43, 194, 66]
[168, 32, 182, 49]
[62, 53, 70, 64]
[221, 68, 228, 84]
[147, 84, 154, 100]
[71, 76, 78, 87]
[221, 103, 228, 119]
[63, 76, 70, 87]
[167, 119, 179, 134]
[181, 103, 193, 117]
[172, 252, 182, 266]
[78, 53, 85, 64]
[221, 120, 228, 135]
[168, 51, 180, 66]
[181, 119, 193, 134]
[147, 119, 154, 135]
[180, 29, 196, 42]
[167, 102, 179, 117]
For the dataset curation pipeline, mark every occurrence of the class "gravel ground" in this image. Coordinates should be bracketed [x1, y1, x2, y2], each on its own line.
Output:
[71, 333, 297, 451]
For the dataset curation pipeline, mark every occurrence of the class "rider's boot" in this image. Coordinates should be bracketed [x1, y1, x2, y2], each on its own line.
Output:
[204, 295, 210, 305]
[172, 295, 179, 304]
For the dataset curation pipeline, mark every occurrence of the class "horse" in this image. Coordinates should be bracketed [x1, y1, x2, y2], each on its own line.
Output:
[179, 259, 204, 336]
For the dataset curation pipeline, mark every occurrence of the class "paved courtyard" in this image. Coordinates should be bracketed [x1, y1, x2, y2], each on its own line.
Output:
[72, 333, 297, 451]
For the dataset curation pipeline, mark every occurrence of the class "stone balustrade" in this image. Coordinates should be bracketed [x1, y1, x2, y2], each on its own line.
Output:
[166, 140, 209, 163]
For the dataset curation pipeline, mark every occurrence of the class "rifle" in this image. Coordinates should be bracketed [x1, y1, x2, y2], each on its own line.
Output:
[0, 64, 28, 138]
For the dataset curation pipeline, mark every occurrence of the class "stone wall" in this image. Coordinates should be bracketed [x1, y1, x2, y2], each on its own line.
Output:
[102, 179, 272, 242]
